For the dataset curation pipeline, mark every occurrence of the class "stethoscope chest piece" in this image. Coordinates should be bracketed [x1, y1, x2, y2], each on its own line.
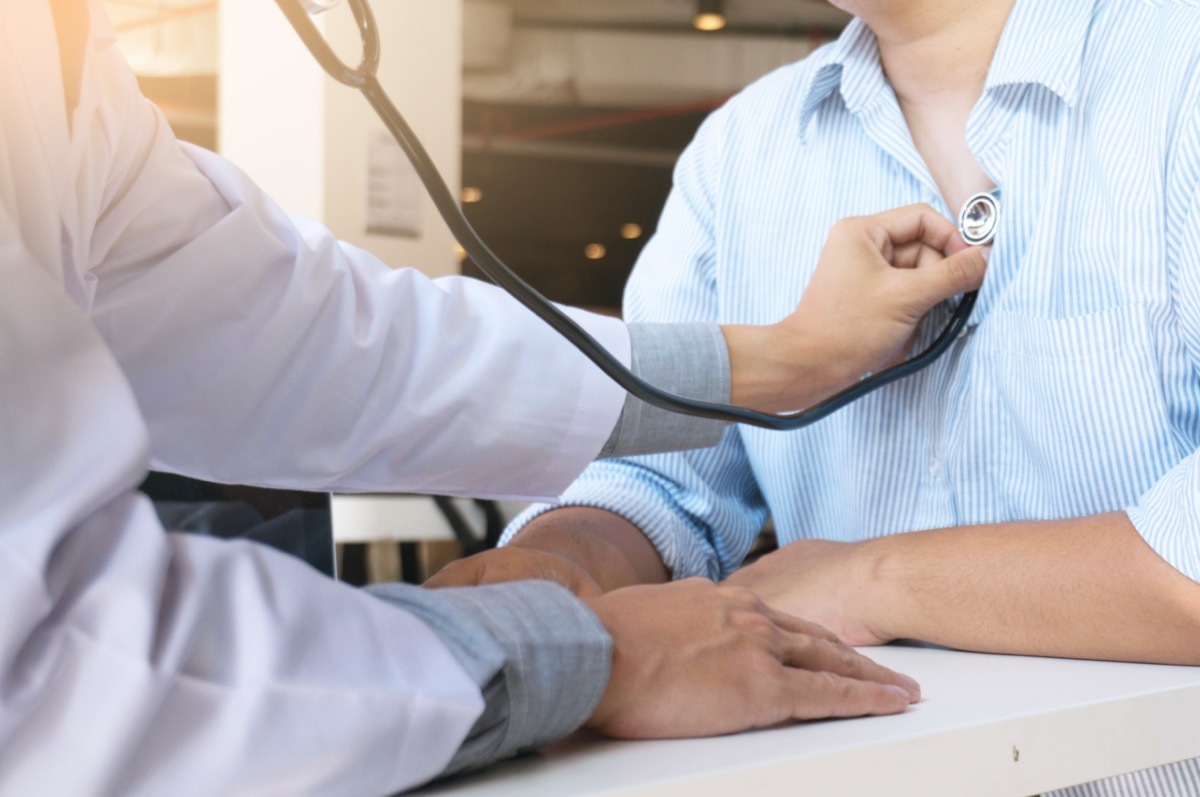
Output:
[958, 189, 1001, 247]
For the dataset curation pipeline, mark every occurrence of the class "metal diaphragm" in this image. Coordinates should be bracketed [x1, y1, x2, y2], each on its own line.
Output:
[958, 189, 1001, 247]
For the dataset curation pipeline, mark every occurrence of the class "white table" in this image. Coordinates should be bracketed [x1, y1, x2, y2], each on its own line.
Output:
[415, 644, 1200, 797]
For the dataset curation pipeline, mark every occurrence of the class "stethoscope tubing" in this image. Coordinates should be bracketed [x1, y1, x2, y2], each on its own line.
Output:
[274, 0, 979, 431]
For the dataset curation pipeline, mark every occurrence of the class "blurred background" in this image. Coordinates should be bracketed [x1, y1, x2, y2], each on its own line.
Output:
[106, 0, 852, 581]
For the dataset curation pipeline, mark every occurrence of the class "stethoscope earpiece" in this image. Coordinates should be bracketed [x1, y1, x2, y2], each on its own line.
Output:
[958, 189, 1001, 247]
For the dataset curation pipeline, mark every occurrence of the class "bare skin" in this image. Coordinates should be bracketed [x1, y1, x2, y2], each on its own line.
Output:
[443, 546, 926, 737]
[428, 202, 990, 597]
[838, 0, 1014, 213]
[723, 517, 1200, 665]
[720, 204, 987, 414]
[429, 0, 1200, 668]
[429, 205, 987, 734]
[582, 580, 919, 738]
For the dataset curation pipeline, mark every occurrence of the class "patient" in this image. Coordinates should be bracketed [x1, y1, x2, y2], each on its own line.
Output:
[430, 0, 1200, 793]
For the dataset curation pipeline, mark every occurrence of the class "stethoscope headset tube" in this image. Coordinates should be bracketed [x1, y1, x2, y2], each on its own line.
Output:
[274, 0, 979, 431]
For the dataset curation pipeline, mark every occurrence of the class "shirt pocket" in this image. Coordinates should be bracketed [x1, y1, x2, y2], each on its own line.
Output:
[961, 303, 1182, 518]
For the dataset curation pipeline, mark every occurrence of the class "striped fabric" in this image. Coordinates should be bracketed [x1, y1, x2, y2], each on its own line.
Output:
[505, 1, 1200, 793]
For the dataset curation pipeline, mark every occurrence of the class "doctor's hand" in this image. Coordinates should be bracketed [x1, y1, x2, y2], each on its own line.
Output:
[582, 579, 919, 738]
[722, 204, 988, 413]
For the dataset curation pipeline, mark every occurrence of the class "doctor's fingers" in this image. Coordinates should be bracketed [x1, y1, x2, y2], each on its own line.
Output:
[886, 240, 955, 271]
[856, 203, 966, 256]
[734, 598, 922, 701]
[891, 245, 988, 315]
[772, 631, 921, 702]
[782, 669, 914, 721]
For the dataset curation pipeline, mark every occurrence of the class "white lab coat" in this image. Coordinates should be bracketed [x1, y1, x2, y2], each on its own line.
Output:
[0, 1, 631, 794]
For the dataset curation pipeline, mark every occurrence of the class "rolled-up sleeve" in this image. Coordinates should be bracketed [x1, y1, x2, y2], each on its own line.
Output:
[505, 436, 769, 581]
[1126, 465, 1200, 582]
[503, 110, 769, 580]
[1126, 97, 1200, 582]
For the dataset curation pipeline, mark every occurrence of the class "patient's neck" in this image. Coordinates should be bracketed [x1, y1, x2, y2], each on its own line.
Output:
[835, 0, 1015, 107]
[829, 0, 1018, 218]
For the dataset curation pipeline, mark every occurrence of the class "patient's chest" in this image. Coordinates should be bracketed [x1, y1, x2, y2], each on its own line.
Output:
[721, 80, 1197, 542]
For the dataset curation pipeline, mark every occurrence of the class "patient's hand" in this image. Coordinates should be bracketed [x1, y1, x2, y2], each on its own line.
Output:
[427, 508, 669, 596]
[425, 546, 603, 597]
[583, 579, 919, 738]
[725, 539, 889, 647]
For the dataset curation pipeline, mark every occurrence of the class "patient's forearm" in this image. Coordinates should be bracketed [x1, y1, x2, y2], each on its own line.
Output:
[862, 512, 1200, 664]
[511, 508, 669, 592]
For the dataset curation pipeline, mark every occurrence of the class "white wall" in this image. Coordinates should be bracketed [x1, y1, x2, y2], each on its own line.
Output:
[219, 1, 462, 277]
[218, 1, 327, 221]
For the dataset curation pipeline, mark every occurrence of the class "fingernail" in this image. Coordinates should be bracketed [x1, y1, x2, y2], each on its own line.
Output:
[980, 246, 992, 263]
[886, 685, 912, 705]
[898, 674, 922, 701]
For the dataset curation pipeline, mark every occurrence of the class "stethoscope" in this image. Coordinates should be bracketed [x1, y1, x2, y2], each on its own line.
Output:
[959, 190, 1001, 247]
[274, 0, 989, 432]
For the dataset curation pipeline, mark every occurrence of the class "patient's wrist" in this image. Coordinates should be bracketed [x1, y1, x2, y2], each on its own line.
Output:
[855, 536, 910, 644]
[515, 508, 668, 591]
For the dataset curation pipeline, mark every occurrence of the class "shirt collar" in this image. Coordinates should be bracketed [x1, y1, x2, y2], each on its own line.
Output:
[796, 0, 1099, 139]
[986, 0, 1097, 106]
[796, 18, 879, 140]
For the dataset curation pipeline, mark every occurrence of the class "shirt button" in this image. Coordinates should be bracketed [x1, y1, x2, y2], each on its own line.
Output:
[930, 458, 941, 476]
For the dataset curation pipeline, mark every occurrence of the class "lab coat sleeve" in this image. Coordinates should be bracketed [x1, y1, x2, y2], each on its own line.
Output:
[502, 111, 772, 580]
[0, 250, 486, 797]
[601, 322, 730, 458]
[83, 42, 629, 501]
[369, 582, 612, 777]
[1125, 96, 1200, 583]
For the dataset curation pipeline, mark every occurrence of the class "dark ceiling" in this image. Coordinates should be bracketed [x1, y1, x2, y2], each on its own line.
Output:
[461, 99, 716, 310]
[461, 2, 850, 312]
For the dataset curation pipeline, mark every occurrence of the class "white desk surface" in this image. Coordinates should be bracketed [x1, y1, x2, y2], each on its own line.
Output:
[415, 645, 1200, 797]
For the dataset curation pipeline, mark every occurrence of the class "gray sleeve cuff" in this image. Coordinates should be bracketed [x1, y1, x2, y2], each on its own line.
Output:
[601, 322, 730, 458]
[366, 581, 612, 778]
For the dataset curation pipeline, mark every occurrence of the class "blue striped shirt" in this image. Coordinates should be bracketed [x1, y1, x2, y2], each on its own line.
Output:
[506, 1, 1200, 793]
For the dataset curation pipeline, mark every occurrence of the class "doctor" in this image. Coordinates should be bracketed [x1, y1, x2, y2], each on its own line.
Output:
[0, 1, 985, 795]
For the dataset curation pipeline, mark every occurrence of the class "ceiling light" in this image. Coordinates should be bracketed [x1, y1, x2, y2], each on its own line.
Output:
[621, 223, 644, 240]
[584, 244, 608, 261]
[693, 0, 727, 32]
[461, 186, 484, 204]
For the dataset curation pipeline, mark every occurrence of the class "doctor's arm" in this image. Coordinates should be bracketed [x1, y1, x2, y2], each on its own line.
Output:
[429, 106, 989, 592]
[2, 246, 917, 797]
[85, 44, 984, 499]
